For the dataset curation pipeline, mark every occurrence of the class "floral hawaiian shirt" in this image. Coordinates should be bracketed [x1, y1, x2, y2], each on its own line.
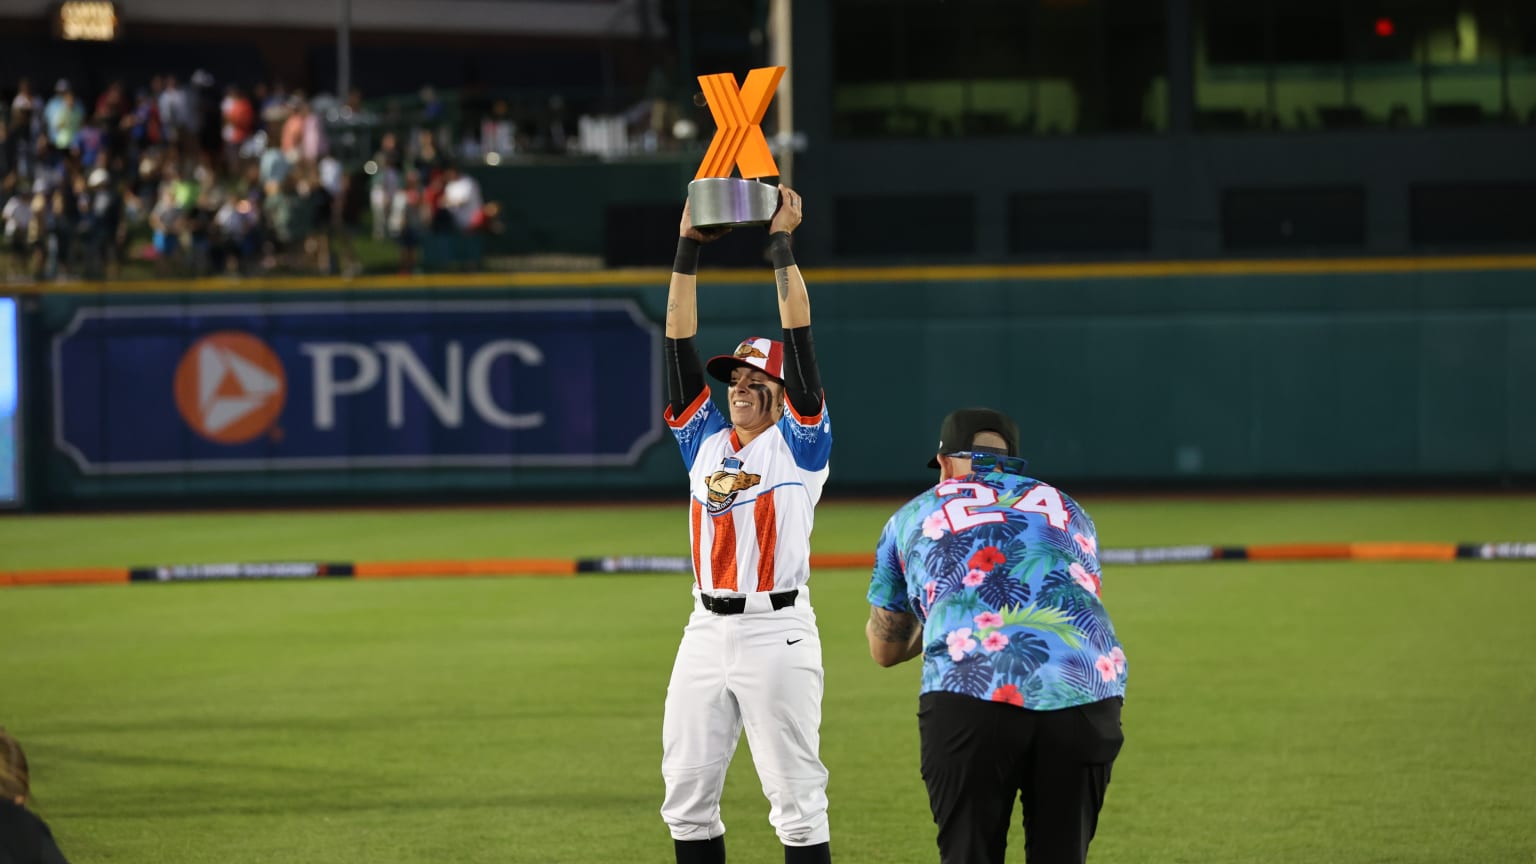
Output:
[867, 456, 1127, 710]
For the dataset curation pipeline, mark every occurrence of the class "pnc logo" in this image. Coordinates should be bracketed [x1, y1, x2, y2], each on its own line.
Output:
[173, 331, 287, 445]
[694, 66, 785, 181]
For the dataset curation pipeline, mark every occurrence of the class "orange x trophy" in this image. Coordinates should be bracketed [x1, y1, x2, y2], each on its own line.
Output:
[687, 66, 786, 228]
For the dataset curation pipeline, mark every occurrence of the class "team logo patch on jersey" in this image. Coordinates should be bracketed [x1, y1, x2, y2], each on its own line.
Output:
[705, 455, 762, 513]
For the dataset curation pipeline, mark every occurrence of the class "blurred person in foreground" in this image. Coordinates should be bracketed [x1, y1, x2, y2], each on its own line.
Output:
[864, 408, 1127, 864]
[0, 727, 72, 864]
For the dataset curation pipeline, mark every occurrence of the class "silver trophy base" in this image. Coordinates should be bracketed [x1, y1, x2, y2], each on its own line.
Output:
[687, 178, 780, 228]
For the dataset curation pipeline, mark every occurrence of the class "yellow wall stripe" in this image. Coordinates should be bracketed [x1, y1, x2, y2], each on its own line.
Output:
[10, 253, 1536, 295]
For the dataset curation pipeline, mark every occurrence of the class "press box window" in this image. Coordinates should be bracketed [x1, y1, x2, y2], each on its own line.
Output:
[1008, 191, 1151, 255]
[1195, 0, 1524, 130]
[834, 194, 975, 257]
[1410, 183, 1536, 249]
[1221, 187, 1366, 251]
[831, 0, 1169, 137]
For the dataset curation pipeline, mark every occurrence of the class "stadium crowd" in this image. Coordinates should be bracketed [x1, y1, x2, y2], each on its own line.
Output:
[0, 72, 499, 282]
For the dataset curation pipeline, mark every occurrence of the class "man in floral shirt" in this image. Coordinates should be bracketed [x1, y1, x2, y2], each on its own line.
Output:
[865, 407, 1127, 864]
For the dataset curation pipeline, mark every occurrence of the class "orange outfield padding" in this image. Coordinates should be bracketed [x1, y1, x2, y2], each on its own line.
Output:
[1243, 544, 1354, 560]
[351, 559, 577, 579]
[1242, 543, 1460, 562]
[0, 541, 1508, 590]
[0, 568, 128, 586]
[1349, 542, 1458, 561]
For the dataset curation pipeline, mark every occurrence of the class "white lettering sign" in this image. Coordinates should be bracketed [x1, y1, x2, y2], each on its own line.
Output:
[301, 340, 544, 431]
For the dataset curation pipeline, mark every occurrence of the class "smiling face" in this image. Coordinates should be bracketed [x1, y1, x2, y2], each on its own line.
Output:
[727, 366, 784, 435]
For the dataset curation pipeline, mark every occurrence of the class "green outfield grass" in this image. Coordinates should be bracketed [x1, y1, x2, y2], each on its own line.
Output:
[2, 495, 1535, 863]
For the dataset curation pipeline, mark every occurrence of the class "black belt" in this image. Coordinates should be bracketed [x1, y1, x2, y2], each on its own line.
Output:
[700, 589, 798, 615]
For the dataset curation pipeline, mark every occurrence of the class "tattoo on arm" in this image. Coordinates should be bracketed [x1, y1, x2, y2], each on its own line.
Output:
[869, 608, 919, 643]
[775, 270, 790, 302]
[667, 299, 677, 312]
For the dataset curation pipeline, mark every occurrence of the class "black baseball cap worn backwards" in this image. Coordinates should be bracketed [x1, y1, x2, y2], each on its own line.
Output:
[927, 408, 1021, 469]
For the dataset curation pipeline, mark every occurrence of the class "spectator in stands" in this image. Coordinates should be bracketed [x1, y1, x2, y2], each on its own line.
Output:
[258, 138, 292, 189]
[300, 99, 328, 163]
[261, 172, 295, 270]
[314, 151, 350, 274]
[92, 80, 128, 157]
[131, 145, 161, 208]
[74, 120, 105, 173]
[279, 94, 306, 156]
[2, 68, 531, 282]
[157, 75, 191, 154]
[10, 80, 41, 179]
[0, 726, 73, 864]
[481, 99, 516, 157]
[184, 182, 217, 276]
[149, 180, 182, 275]
[289, 162, 322, 271]
[212, 189, 261, 275]
[543, 94, 570, 153]
[2, 177, 33, 280]
[409, 127, 443, 176]
[28, 136, 65, 205]
[419, 85, 444, 124]
[125, 87, 162, 163]
[387, 168, 425, 274]
[10, 78, 38, 140]
[331, 161, 365, 277]
[44, 81, 83, 153]
[22, 182, 48, 279]
[44, 178, 79, 280]
[221, 85, 255, 173]
[369, 131, 402, 240]
[192, 69, 222, 160]
[80, 167, 124, 280]
[440, 163, 483, 234]
[258, 82, 289, 138]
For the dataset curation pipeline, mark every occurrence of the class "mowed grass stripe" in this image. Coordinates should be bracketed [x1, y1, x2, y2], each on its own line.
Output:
[2, 495, 1533, 571]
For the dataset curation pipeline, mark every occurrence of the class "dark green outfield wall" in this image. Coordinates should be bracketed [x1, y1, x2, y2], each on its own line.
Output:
[21, 264, 1536, 508]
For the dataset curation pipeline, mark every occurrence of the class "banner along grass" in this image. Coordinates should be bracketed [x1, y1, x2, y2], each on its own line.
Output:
[2, 495, 1534, 863]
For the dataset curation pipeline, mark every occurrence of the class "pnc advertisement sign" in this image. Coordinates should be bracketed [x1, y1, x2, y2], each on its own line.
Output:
[53, 300, 662, 474]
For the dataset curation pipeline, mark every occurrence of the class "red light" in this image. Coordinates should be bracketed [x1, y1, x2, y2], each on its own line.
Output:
[1374, 17, 1395, 37]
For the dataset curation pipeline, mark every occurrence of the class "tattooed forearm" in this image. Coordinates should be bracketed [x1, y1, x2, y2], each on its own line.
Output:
[775, 270, 790, 302]
[867, 607, 923, 666]
[667, 299, 677, 312]
[869, 608, 919, 643]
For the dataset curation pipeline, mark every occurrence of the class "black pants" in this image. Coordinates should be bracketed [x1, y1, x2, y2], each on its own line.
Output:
[918, 692, 1123, 864]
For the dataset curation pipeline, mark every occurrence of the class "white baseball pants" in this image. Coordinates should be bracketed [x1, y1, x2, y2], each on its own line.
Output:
[660, 586, 830, 847]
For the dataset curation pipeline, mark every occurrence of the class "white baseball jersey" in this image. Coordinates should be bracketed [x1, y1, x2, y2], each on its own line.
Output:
[665, 387, 832, 595]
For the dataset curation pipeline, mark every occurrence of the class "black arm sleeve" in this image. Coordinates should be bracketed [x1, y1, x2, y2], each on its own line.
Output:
[664, 336, 706, 416]
[781, 325, 823, 417]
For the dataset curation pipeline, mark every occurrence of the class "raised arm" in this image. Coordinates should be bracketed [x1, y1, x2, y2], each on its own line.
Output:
[667, 199, 721, 340]
[767, 185, 823, 416]
[769, 184, 808, 330]
[665, 199, 728, 414]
